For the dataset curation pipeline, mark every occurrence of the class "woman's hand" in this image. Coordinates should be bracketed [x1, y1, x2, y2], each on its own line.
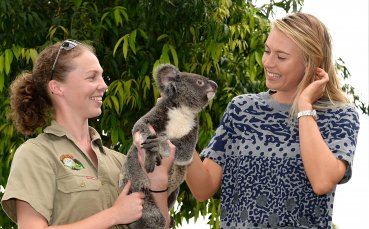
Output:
[298, 68, 329, 110]
[112, 180, 145, 225]
[134, 124, 176, 191]
[134, 124, 175, 228]
[16, 180, 144, 228]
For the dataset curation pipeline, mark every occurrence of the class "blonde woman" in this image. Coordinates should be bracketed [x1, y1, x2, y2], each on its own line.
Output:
[186, 12, 360, 228]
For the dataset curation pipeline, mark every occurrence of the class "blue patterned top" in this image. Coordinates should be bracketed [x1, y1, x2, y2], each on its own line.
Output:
[201, 91, 360, 229]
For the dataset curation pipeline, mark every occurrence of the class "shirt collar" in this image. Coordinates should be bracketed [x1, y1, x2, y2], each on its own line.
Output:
[44, 120, 106, 154]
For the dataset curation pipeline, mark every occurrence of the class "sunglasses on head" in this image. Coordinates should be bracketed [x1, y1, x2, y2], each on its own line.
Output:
[50, 40, 79, 80]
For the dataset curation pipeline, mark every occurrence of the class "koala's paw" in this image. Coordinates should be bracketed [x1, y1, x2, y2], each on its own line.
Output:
[144, 160, 155, 173]
[159, 141, 170, 157]
[141, 134, 159, 151]
[142, 133, 170, 157]
[144, 151, 162, 173]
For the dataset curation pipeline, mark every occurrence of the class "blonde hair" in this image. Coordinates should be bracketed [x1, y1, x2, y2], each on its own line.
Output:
[272, 12, 350, 117]
[10, 40, 95, 135]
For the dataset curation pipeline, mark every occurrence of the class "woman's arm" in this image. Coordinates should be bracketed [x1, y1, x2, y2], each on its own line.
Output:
[185, 151, 223, 201]
[298, 111, 347, 195]
[16, 180, 145, 229]
[140, 143, 175, 229]
[134, 127, 176, 229]
[298, 68, 347, 195]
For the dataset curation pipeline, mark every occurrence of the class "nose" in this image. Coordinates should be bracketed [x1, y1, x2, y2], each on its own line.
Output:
[262, 53, 274, 68]
[98, 76, 108, 92]
[209, 80, 218, 91]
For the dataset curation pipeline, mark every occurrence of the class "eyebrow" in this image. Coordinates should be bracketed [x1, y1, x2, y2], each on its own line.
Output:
[86, 69, 103, 75]
[82, 70, 104, 79]
[264, 44, 291, 56]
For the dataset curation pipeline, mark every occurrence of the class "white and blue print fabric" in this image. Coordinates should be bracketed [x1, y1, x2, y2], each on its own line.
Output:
[201, 91, 360, 229]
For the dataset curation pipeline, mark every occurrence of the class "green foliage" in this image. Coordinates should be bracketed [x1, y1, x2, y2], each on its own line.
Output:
[337, 58, 369, 115]
[0, 0, 367, 228]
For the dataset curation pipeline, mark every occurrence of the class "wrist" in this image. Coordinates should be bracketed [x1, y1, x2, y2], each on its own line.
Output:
[149, 187, 169, 193]
[298, 103, 313, 111]
[148, 173, 169, 191]
[105, 206, 119, 227]
[297, 109, 317, 120]
[297, 97, 313, 111]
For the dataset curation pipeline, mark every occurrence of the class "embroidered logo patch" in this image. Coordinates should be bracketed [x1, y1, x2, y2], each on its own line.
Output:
[60, 154, 85, 170]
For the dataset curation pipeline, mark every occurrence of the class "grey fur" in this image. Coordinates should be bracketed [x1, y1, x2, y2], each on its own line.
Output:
[120, 64, 217, 228]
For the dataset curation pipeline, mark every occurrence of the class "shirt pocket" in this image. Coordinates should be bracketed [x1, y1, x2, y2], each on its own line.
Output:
[57, 174, 101, 193]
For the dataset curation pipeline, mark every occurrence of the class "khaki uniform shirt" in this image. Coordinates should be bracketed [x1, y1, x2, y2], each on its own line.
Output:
[1, 121, 128, 228]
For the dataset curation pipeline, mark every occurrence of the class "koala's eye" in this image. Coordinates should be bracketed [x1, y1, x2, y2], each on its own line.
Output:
[197, 79, 205, 86]
[174, 75, 181, 81]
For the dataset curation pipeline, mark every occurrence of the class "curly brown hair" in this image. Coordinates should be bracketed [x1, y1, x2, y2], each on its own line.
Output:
[10, 40, 95, 135]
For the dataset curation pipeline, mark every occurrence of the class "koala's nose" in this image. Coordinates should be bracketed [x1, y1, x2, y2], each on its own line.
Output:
[209, 80, 218, 91]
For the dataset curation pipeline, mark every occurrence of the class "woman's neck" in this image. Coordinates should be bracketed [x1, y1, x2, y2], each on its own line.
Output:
[54, 114, 90, 143]
[271, 91, 295, 105]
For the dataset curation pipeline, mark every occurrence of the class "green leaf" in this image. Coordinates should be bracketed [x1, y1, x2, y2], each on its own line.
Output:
[73, 0, 82, 8]
[48, 25, 57, 38]
[12, 46, 21, 60]
[29, 49, 38, 64]
[255, 50, 263, 66]
[100, 11, 110, 22]
[0, 71, 4, 92]
[161, 44, 170, 63]
[113, 36, 125, 56]
[168, 45, 178, 67]
[111, 129, 119, 145]
[4, 49, 13, 75]
[138, 29, 148, 40]
[114, 7, 123, 26]
[123, 35, 129, 59]
[129, 30, 137, 54]
[110, 95, 120, 114]
[157, 34, 169, 41]
[0, 54, 4, 73]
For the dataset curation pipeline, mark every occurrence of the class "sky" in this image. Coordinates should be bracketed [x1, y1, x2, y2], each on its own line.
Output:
[180, 0, 369, 228]
[302, 1, 369, 228]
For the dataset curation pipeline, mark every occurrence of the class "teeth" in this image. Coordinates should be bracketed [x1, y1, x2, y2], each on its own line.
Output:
[90, 97, 102, 101]
[267, 71, 281, 79]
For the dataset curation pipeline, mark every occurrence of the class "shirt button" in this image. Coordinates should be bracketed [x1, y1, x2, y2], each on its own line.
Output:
[240, 209, 248, 221]
[299, 216, 311, 227]
[314, 205, 322, 217]
[285, 198, 297, 211]
[256, 194, 268, 207]
[232, 192, 239, 204]
[220, 206, 228, 220]
[268, 213, 279, 226]
[80, 182, 86, 187]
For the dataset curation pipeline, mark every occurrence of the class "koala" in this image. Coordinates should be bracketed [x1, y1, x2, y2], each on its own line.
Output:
[120, 64, 217, 229]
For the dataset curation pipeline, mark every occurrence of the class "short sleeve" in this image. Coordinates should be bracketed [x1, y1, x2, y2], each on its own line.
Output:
[1, 140, 56, 223]
[325, 105, 360, 184]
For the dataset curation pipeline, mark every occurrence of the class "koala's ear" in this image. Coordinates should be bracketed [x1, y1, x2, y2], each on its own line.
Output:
[153, 64, 179, 92]
[164, 82, 177, 98]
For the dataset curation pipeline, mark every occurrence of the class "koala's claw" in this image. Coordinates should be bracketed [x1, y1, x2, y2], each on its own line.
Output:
[141, 134, 170, 158]
[141, 135, 160, 149]
[145, 134, 157, 140]
[144, 151, 156, 173]
[155, 155, 162, 166]
[145, 160, 156, 173]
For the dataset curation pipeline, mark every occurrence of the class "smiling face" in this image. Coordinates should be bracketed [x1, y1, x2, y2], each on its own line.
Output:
[56, 49, 108, 120]
[262, 28, 306, 103]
